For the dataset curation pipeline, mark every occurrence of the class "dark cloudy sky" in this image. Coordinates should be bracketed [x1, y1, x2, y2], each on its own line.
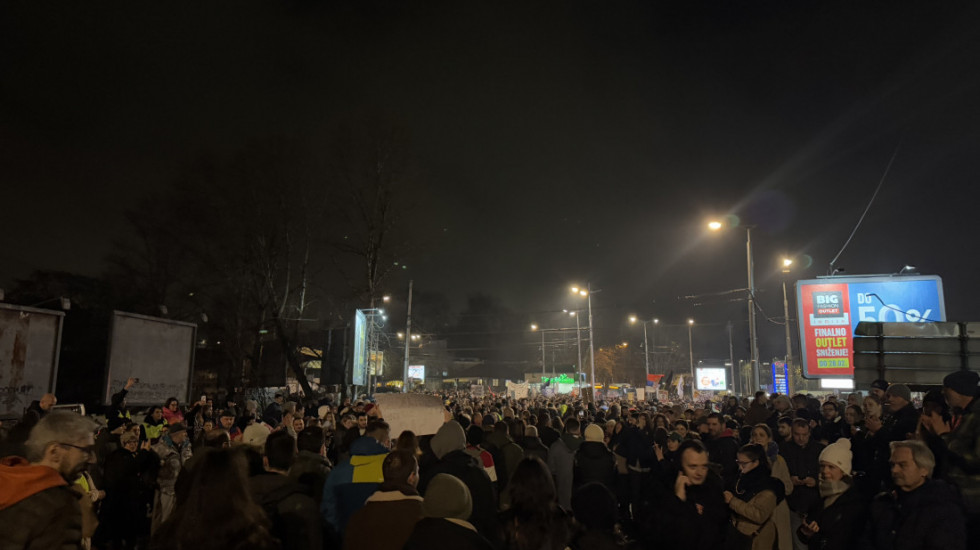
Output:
[3, 0, 979, 359]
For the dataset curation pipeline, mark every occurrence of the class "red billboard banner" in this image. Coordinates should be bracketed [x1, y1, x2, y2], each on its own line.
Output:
[798, 282, 853, 377]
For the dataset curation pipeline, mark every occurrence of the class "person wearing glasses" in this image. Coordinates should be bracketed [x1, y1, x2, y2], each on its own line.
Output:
[0, 410, 99, 549]
[723, 444, 786, 550]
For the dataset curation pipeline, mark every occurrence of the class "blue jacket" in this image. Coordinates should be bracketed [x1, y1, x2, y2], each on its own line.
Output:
[320, 436, 389, 534]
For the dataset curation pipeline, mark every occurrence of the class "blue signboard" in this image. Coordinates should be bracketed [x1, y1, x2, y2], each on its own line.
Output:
[771, 361, 789, 395]
[846, 278, 945, 327]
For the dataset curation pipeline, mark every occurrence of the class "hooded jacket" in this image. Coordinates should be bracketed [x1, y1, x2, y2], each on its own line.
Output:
[574, 440, 616, 492]
[419, 422, 499, 542]
[548, 432, 583, 509]
[942, 396, 980, 515]
[0, 456, 83, 550]
[320, 435, 389, 534]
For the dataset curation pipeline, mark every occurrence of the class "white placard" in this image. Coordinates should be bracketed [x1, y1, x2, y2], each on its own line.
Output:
[373, 393, 445, 438]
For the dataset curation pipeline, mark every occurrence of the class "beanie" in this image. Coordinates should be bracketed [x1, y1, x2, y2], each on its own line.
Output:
[167, 422, 187, 435]
[870, 379, 890, 391]
[885, 383, 912, 403]
[430, 420, 466, 459]
[242, 423, 271, 448]
[943, 370, 979, 397]
[584, 423, 605, 443]
[818, 438, 852, 476]
[423, 473, 472, 520]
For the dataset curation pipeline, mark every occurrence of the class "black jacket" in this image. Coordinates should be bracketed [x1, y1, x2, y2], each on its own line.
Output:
[403, 518, 494, 550]
[644, 471, 728, 550]
[780, 439, 823, 512]
[418, 449, 499, 542]
[861, 479, 966, 550]
[882, 404, 920, 444]
[249, 471, 322, 550]
[797, 485, 867, 550]
[0, 483, 82, 550]
[521, 436, 550, 464]
[705, 431, 740, 488]
[574, 441, 616, 492]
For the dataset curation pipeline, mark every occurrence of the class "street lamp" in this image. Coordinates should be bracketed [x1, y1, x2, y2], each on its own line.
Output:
[565, 309, 584, 395]
[687, 319, 696, 400]
[708, 220, 760, 392]
[571, 284, 598, 403]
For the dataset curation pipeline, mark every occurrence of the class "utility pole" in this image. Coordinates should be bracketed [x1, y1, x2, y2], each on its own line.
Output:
[783, 279, 794, 395]
[728, 321, 736, 395]
[401, 280, 413, 392]
[746, 227, 760, 392]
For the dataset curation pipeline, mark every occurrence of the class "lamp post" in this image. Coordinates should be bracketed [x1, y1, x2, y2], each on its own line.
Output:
[628, 316, 659, 381]
[709, 221, 760, 392]
[781, 258, 794, 394]
[687, 319, 695, 400]
[565, 309, 584, 394]
[530, 324, 546, 377]
[571, 284, 597, 403]
[401, 280, 413, 392]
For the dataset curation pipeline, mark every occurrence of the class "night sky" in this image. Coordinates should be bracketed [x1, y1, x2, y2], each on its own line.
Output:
[3, 1, 980, 361]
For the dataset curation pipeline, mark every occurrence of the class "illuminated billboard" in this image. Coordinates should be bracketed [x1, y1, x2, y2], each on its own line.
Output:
[352, 310, 367, 385]
[696, 367, 727, 391]
[408, 365, 425, 380]
[796, 275, 945, 378]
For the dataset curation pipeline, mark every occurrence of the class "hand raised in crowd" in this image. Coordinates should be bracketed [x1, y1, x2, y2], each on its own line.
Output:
[722, 491, 734, 504]
[125, 377, 137, 390]
[675, 474, 692, 501]
[920, 411, 952, 436]
[800, 520, 820, 536]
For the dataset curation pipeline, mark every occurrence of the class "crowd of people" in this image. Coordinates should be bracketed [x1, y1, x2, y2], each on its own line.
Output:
[1, 369, 978, 550]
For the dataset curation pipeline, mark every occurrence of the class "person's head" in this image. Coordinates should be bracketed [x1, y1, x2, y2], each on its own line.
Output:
[673, 419, 689, 437]
[264, 430, 297, 473]
[943, 370, 979, 409]
[678, 440, 710, 485]
[889, 440, 934, 492]
[291, 417, 305, 433]
[863, 394, 882, 417]
[396, 430, 420, 455]
[736, 444, 767, 475]
[202, 419, 215, 432]
[667, 431, 683, 452]
[297, 426, 325, 455]
[505, 457, 557, 511]
[422, 473, 472, 520]
[169, 448, 274, 549]
[846, 393, 860, 407]
[356, 412, 368, 430]
[366, 420, 391, 446]
[844, 405, 864, 426]
[750, 424, 772, 447]
[168, 423, 188, 445]
[821, 402, 839, 421]
[25, 411, 98, 481]
[870, 379, 889, 401]
[219, 410, 235, 429]
[120, 431, 139, 453]
[165, 397, 179, 411]
[39, 393, 57, 411]
[885, 384, 911, 413]
[203, 428, 231, 449]
[819, 438, 852, 481]
[381, 449, 419, 490]
[776, 416, 792, 440]
[274, 393, 284, 404]
[525, 425, 539, 439]
[791, 418, 811, 447]
[341, 414, 355, 429]
[564, 417, 580, 435]
[753, 391, 767, 405]
[148, 406, 164, 422]
[705, 413, 723, 437]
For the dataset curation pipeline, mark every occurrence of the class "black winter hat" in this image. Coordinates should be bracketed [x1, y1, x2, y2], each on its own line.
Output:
[870, 379, 890, 391]
[943, 370, 979, 397]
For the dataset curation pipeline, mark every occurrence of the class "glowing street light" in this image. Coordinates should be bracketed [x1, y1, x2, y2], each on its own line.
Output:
[571, 283, 598, 402]
[708, 220, 723, 231]
[530, 323, 538, 331]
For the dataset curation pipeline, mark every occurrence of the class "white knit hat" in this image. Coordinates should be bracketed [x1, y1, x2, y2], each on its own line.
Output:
[584, 423, 605, 443]
[818, 438, 852, 476]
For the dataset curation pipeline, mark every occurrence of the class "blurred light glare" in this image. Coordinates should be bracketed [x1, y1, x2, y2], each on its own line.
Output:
[688, 319, 695, 325]
[708, 221, 723, 231]
[628, 315, 637, 323]
[530, 324, 538, 331]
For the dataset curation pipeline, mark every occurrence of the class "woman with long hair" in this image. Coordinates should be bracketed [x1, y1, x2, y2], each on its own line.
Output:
[150, 448, 279, 550]
[750, 425, 793, 550]
[162, 398, 184, 424]
[723, 444, 785, 550]
[500, 457, 573, 550]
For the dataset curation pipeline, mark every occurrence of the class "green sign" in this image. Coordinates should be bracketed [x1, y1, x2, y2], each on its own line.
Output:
[543, 373, 575, 385]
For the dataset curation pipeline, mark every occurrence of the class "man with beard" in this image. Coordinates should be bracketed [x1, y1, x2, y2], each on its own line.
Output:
[0, 411, 99, 548]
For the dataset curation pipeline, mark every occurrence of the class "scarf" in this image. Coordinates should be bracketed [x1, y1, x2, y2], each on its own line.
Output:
[735, 465, 785, 504]
[818, 478, 851, 507]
